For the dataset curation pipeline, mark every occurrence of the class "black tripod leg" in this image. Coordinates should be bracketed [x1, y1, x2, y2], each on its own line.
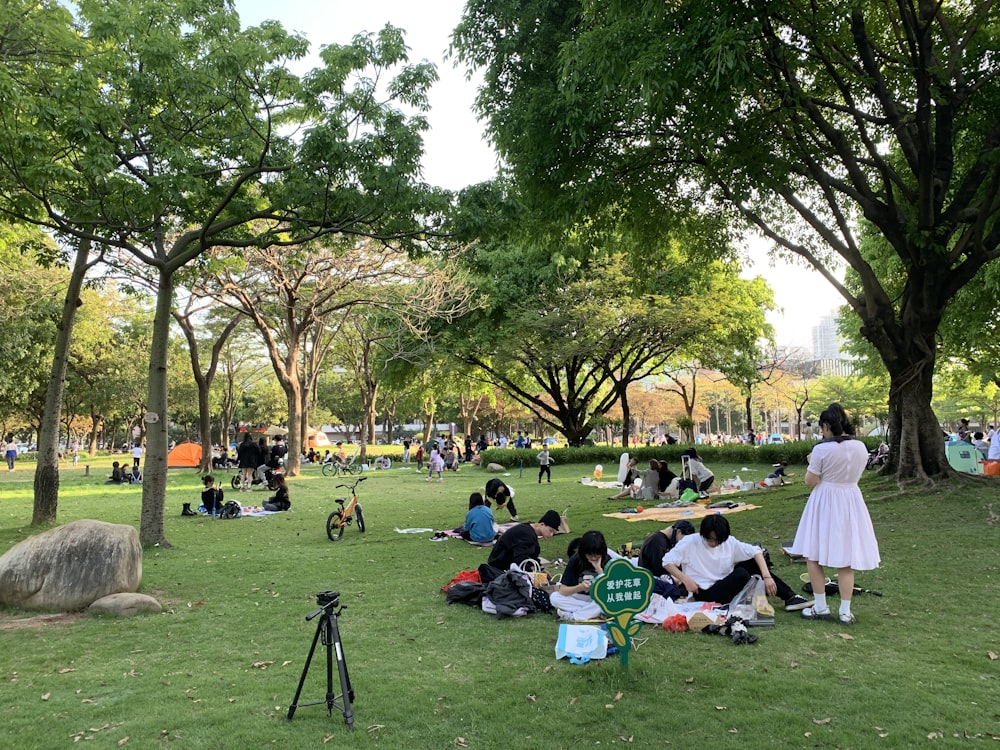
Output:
[287, 616, 324, 720]
[328, 612, 355, 729]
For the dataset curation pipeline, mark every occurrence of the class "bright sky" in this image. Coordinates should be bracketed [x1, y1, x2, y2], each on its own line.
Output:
[232, 0, 844, 350]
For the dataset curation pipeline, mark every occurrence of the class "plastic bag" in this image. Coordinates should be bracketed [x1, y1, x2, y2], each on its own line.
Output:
[728, 574, 775, 624]
[555, 624, 608, 664]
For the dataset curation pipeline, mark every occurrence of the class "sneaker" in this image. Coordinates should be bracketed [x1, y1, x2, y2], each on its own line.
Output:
[800, 606, 833, 621]
[839, 612, 857, 626]
[784, 595, 813, 612]
[429, 532, 447, 542]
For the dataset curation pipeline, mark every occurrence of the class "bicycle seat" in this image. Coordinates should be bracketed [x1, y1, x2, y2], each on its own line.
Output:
[335, 497, 347, 506]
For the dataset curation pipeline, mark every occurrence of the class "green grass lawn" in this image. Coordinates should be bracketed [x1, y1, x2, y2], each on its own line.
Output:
[0, 458, 998, 749]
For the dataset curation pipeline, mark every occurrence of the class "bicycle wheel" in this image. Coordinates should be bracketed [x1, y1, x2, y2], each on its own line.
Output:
[326, 510, 345, 541]
[230, 474, 240, 490]
[321, 463, 339, 477]
[354, 504, 365, 533]
[341, 463, 356, 476]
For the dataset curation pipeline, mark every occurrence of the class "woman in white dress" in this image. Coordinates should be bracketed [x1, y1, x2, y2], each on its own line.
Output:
[791, 403, 880, 625]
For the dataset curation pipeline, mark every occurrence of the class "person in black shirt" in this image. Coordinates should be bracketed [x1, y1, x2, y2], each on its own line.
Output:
[485, 477, 519, 521]
[638, 520, 696, 576]
[487, 510, 561, 570]
[201, 474, 224, 516]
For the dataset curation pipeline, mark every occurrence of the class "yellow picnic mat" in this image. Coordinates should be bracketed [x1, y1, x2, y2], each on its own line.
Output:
[603, 504, 760, 523]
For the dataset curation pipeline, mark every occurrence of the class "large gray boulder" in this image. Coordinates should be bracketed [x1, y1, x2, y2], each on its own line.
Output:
[0, 520, 142, 611]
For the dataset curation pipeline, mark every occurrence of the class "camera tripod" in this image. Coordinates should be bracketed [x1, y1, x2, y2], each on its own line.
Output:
[287, 592, 355, 729]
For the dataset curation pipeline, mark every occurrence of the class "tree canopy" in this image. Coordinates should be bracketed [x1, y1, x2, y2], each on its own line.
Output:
[454, 0, 1000, 480]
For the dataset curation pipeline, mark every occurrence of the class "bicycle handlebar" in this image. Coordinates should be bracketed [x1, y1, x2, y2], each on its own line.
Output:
[335, 476, 368, 490]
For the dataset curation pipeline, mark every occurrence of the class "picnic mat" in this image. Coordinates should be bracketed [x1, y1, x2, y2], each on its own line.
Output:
[602, 504, 760, 523]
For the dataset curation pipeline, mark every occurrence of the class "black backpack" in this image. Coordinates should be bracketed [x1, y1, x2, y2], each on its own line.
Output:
[219, 500, 242, 519]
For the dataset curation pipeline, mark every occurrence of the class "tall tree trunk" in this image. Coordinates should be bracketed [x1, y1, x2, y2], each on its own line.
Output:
[32, 239, 92, 525]
[884, 361, 949, 478]
[139, 268, 174, 548]
[619, 384, 631, 449]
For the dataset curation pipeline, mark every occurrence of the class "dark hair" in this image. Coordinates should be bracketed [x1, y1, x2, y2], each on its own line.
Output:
[699, 514, 731, 543]
[468, 492, 485, 509]
[566, 536, 582, 558]
[673, 520, 696, 536]
[577, 530, 608, 559]
[202, 474, 215, 485]
[819, 402, 855, 436]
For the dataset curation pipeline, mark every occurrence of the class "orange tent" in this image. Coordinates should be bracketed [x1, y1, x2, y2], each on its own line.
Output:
[167, 442, 202, 469]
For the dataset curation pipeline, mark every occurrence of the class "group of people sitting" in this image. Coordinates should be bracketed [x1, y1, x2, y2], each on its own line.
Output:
[608, 448, 716, 502]
[106, 461, 141, 485]
[548, 515, 812, 622]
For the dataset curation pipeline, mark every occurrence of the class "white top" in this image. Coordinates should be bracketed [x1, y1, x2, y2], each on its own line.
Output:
[132, 445, 143, 459]
[662, 534, 760, 590]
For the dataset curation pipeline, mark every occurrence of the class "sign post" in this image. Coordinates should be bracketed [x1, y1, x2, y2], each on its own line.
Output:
[590, 559, 653, 670]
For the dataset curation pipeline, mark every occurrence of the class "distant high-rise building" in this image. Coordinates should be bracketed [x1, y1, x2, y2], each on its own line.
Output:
[812, 314, 842, 360]
[810, 314, 856, 376]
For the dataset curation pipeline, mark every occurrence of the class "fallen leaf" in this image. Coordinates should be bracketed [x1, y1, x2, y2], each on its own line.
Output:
[878, 733, 888, 738]
[526, 693, 536, 702]
[988, 651, 997, 661]
[41, 693, 50, 701]
[323, 734, 335, 743]
[619, 736, 633, 742]
[804, 732, 812, 737]
[436, 618, 445, 625]
[813, 718, 831, 725]
[59, 668, 77, 674]
[543, 665, 553, 673]
[715, 706, 727, 711]
[251, 661, 273, 669]
[790, 661, 800, 669]
[685, 677, 694, 683]
[417, 657, 422, 663]
[455, 737, 469, 748]
[281, 661, 291, 667]
[613, 692, 623, 702]
[366, 725, 384, 733]
[728, 728, 738, 733]
[605, 704, 615, 709]
[836, 633, 855, 640]
[569, 697, 577, 705]
[117, 738, 129, 746]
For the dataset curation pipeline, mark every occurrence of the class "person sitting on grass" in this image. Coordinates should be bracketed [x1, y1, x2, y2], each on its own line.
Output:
[201, 474, 224, 516]
[607, 456, 640, 500]
[638, 520, 696, 577]
[549, 530, 616, 621]
[457, 492, 497, 543]
[262, 474, 290, 511]
[663, 514, 811, 612]
[486, 509, 561, 571]
[105, 461, 126, 485]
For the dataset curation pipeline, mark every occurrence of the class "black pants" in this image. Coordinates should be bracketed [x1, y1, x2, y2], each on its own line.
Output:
[538, 465, 551, 482]
[694, 561, 794, 604]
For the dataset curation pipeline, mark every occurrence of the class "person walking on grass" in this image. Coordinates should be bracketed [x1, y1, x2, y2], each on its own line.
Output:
[537, 446, 554, 483]
[789, 403, 880, 626]
[427, 447, 444, 482]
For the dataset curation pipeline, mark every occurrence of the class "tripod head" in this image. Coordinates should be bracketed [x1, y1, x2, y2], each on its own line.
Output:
[306, 590, 342, 620]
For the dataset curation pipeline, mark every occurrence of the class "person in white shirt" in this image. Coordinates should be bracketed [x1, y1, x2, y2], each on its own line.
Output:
[663, 514, 811, 612]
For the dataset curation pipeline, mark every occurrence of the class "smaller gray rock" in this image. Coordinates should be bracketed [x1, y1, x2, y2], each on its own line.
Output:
[89, 593, 162, 617]
[486, 463, 506, 472]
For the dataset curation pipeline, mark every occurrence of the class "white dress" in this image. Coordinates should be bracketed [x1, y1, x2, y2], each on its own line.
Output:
[789, 439, 880, 570]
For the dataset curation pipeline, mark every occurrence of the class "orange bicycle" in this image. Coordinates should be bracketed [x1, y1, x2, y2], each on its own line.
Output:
[327, 476, 367, 541]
